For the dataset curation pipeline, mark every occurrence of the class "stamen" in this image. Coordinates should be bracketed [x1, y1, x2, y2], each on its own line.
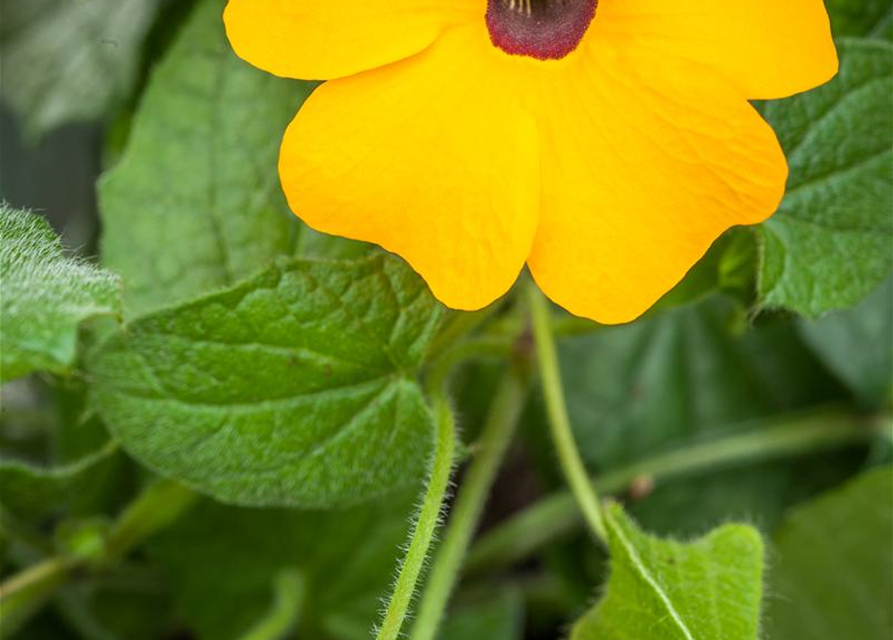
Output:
[487, 0, 598, 61]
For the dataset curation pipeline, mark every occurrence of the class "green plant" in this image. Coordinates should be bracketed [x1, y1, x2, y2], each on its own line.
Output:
[1, 1, 890, 639]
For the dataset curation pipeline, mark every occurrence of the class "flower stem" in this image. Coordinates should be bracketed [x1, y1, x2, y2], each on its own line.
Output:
[375, 391, 456, 640]
[465, 408, 885, 575]
[526, 283, 608, 544]
[410, 367, 527, 640]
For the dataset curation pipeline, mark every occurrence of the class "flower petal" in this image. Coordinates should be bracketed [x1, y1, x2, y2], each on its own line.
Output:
[280, 25, 540, 310]
[597, 0, 837, 99]
[224, 0, 478, 80]
[527, 45, 787, 324]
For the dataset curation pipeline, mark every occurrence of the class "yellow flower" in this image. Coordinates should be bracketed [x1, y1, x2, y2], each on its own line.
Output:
[224, 0, 837, 323]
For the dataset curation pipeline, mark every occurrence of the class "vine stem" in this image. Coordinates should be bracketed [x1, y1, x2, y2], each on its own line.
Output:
[237, 570, 305, 640]
[0, 479, 197, 636]
[107, 480, 198, 559]
[375, 392, 456, 640]
[527, 283, 608, 544]
[410, 367, 528, 640]
[466, 408, 884, 575]
[0, 556, 76, 633]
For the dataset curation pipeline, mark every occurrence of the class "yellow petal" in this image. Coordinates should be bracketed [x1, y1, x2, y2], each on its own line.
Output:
[280, 24, 540, 310]
[597, 0, 837, 99]
[224, 0, 478, 80]
[526, 43, 788, 324]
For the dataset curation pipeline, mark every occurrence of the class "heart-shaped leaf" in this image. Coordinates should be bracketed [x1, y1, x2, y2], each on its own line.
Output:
[89, 254, 442, 508]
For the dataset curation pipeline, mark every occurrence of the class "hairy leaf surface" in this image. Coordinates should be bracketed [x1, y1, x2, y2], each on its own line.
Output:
[89, 255, 442, 507]
[759, 40, 893, 315]
[572, 505, 764, 640]
[1, 206, 121, 382]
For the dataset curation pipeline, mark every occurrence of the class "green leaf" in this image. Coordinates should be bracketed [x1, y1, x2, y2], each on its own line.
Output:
[0, 0, 157, 136]
[560, 296, 840, 469]
[766, 466, 893, 640]
[438, 590, 524, 640]
[147, 491, 417, 640]
[0, 440, 122, 521]
[799, 276, 893, 407]
[571, 505, 764, 640]
[89, 254, 442, 508]
[758, 39, 893, 316]
[0, 205, 121, 382]
[550, 295, 860, 535]
[826, 0, 892, 40]
[98, 0, 347, 316]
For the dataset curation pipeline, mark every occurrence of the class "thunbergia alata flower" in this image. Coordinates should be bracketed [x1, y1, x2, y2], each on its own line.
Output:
[224, 0, 837, 323]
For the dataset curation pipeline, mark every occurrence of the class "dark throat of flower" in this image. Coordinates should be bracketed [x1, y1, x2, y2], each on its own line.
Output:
[486, 0, 598, 61]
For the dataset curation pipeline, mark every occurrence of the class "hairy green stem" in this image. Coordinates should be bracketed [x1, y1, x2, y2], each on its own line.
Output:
[375, 392, 457, 640]
[527, 284, 608, 543]
[465, 409, 884, 575]
[410, 368, 527, 640]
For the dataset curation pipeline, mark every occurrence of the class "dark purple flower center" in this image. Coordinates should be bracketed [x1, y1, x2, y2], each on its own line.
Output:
[486, 0, 598, 61]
